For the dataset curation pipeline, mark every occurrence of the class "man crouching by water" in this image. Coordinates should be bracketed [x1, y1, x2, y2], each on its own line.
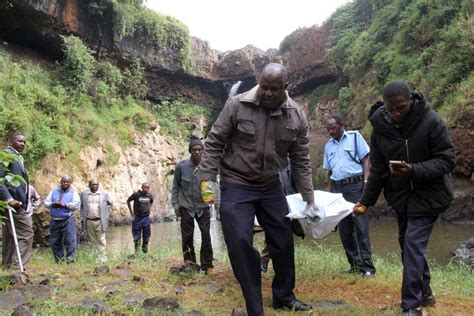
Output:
[199, 63, 317, 315]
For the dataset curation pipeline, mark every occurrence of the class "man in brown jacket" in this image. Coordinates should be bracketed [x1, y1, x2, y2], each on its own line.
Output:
[199, 63, 317, 315]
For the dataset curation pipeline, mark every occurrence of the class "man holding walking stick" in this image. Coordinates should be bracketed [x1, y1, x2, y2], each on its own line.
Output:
[0, 132, 33, 270]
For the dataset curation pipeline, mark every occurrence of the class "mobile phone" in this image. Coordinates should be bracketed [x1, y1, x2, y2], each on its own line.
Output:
[389, 160, 404, 166]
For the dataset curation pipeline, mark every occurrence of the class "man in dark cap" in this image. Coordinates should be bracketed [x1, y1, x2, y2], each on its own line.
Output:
[171, 135, 214, 274]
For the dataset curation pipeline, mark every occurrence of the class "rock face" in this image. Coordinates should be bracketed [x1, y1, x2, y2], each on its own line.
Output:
[452, 237, 474, 266]
[31, 128, 182, 225]
[0, 290, 27, 312]
[0, 0, 336, 106]
[279, 26, 335, 95]
[1, 0, 471, 227]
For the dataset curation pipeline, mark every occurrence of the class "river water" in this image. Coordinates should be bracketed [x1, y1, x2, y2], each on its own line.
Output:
[106, 219, 472, 265]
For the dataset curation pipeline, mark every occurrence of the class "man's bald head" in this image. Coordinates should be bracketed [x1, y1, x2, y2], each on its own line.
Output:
[260, 63, 288, 83]
[258, 63, 289, 110]
[60, 175, 72, 190]
[89, 178, 99, 193]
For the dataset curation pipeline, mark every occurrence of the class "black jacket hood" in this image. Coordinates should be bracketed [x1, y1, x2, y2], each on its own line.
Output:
[368, 92, 430, 138]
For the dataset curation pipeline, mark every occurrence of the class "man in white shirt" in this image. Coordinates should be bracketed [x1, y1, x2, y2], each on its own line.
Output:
[80, 178, 113, 256]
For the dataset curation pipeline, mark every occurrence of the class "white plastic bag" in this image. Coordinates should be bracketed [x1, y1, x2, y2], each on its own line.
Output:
[286, 190, 353, 239]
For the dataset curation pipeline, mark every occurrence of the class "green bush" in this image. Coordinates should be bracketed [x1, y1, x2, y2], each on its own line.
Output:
[0, 44, 175, 172]
[319, 0, 472, 127]
[153, 99, 210, 141]
[439, 74, 474, 129]
[337, 86, 354, 109]
[59, 35, 96, 96]
[121, 58, 147, 99]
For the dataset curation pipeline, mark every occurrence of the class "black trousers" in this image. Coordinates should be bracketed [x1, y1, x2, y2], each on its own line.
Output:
[220, 180, 296, 316]
[332, 181, 376, 273]
[180, 207, 213, 269]
[396, 212, 438, 310]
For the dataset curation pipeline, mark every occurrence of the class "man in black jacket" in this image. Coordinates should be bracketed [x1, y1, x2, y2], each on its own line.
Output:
[354, 81, 455, 316]
[0, 132, 33, 269]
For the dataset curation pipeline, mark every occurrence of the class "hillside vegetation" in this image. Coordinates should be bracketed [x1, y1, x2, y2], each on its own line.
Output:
[88, 0, 193, 71]
[307, 0, 473, 133]
[0, 35, 208, 173]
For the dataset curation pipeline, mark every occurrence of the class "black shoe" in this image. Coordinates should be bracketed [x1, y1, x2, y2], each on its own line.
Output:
[272, 299, 312, 311]
[421, 293, 436, 307]
[361, 271, 375, 278]
[401, 307, 422, 316]
[344, 267, 358, 274]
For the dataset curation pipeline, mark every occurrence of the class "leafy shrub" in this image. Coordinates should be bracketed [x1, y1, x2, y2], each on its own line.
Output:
[153, 99, 210, 140]
[439, 74, 474, 129]
[0, 44, 170, 172]
[337, 86, 354, 109]
[121, 59, 147, 99]
[59, 35, 96, 96]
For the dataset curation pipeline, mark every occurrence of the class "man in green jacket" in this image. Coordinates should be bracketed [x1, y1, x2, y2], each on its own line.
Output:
[172, 136, 213, 274]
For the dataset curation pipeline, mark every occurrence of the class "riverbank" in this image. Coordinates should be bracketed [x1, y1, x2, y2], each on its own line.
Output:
[0, 243, 473, 315]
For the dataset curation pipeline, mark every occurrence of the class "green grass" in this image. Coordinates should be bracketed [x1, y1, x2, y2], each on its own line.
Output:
[2, 241, 470, 315]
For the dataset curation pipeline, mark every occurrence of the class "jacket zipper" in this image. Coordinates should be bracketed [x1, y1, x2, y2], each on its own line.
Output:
[262, 111, 269, 175]
[405, 139, 414, 190]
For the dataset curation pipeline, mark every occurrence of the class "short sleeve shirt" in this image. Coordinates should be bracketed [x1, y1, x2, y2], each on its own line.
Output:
[323, 131, 369, 181]
[127, 190, 154, 217]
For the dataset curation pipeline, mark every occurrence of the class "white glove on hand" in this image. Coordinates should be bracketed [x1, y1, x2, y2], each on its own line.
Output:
[304, 201, 324, 223]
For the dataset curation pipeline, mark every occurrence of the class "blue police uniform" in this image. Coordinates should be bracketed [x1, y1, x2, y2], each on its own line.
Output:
[323, 130, 376, 275]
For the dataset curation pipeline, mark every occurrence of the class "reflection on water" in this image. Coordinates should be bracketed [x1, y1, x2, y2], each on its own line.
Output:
[106, 219, 472, 265]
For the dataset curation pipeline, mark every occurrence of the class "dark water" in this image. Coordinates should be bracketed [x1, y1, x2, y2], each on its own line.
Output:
[106, 219, 472, 265]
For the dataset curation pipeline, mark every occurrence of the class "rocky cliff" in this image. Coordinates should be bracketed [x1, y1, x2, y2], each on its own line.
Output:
[0, 0, 335, 106]
[0, 0, 471, 228]
[32, 128, 178, 223]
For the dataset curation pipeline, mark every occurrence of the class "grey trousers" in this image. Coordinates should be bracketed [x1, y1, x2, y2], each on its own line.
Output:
[2, 211, 34, 268]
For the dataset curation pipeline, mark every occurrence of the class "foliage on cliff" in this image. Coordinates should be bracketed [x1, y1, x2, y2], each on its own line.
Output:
[88, 0, 193, 72]
[0, 36, 206, 173]
[314, 0, 473, 132]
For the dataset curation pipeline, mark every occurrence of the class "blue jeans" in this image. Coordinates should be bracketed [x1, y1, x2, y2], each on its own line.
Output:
[132, 216, 151, 245]
[220, 180, 296, 316]
[50, 217, 77, 263]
